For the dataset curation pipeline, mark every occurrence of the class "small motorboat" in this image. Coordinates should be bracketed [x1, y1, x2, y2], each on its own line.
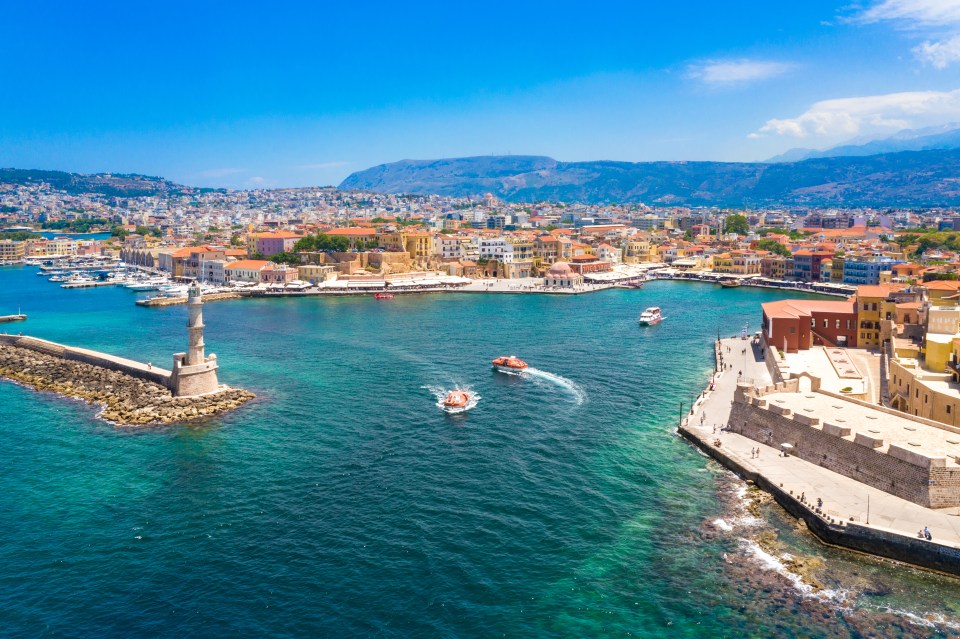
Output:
[374, 293, 395, 300]
[638, 307, 663, 325]
[492, 355, 528, 374]
[719, 278, 741, 288]
[443, 390, 471, 408]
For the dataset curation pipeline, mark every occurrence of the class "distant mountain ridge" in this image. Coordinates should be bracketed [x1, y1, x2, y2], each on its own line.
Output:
[766, 124, 960, 163]
[0, 168, 201, 197]
[340, 149, 960, 207]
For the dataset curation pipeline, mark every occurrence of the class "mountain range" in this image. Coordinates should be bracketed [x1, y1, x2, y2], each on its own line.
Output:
[339, 149, 960, 207]
[765, 124, 960, 163]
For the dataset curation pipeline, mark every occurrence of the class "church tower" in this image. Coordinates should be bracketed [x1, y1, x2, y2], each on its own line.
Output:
[170, 282, 219, 396]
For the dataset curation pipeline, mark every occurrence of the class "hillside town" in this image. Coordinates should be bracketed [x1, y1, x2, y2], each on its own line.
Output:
[5, 178, 960, 295]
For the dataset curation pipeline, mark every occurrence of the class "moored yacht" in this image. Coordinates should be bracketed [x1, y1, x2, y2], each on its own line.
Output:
[638, 307, 663, 325]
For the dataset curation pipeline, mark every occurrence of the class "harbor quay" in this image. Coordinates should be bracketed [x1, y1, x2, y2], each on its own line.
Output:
[680, 337, 960, 577]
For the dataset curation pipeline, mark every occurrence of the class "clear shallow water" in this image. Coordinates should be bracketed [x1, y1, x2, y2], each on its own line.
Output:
[2, 266, 960, 638]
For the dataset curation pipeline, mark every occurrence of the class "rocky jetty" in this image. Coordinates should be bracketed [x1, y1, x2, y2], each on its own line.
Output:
[0, 343, 253, 425]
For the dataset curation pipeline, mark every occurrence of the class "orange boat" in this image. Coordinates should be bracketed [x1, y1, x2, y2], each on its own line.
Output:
[443, 390, 471, 408]
[374, 293, 394, 300]
[492, 355, 528, 375]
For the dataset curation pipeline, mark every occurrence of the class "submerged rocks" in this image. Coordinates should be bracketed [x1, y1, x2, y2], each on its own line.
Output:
[0, 343, 254, 426]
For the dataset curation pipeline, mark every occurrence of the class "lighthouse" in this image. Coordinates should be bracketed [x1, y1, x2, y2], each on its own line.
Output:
[170, 282, 220, 396]
[186, 282, 206, 365]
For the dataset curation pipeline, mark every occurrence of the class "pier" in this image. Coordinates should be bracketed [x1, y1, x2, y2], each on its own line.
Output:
[0, 284, 252, 425]
[680, 337, 960, 576]
[0, 314, 26, 323]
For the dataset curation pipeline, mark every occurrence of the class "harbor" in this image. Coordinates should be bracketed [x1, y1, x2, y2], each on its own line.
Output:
[2, 264, 959, 635]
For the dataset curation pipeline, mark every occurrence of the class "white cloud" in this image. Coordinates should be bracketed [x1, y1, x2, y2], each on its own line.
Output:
[753, 88, 960, 138]
[855, 0, 960, 26]
[913, 34, 960, 69]
[853, 0, 960, 67]
[685, 59, 794, 86]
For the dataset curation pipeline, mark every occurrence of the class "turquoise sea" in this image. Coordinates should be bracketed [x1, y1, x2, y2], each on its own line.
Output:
[2, 266, 960, 638]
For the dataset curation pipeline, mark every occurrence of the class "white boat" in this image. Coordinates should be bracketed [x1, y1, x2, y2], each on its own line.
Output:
[126, 279, 167, 291]
[638, 307, 663, 326]
[161, 285, 190, 297]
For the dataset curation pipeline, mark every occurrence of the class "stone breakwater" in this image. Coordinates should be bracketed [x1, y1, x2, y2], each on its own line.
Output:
[0, 343, 253, 425]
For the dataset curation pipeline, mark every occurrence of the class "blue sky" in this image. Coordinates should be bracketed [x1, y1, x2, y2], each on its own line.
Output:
[3, 0, 960, 189]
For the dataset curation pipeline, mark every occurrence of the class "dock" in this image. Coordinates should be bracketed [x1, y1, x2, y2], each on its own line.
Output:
[679, 337, 960, 576]
[60, 280, 119, 289]
[136, 291, 241, 307]
[0, 314, 26, 323]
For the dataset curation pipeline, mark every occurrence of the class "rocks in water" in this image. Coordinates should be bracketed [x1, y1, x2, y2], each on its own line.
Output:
[0, 343, 254, 426]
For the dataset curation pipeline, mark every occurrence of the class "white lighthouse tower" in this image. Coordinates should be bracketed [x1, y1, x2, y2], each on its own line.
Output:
[170, 282, 219, 396]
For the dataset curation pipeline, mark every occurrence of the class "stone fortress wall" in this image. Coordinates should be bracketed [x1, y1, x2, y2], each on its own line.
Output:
[730, 379, 960, 508]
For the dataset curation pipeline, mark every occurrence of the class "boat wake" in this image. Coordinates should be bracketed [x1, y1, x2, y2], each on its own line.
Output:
[423, 385, 480, 415]
[525, 368, 587, 405]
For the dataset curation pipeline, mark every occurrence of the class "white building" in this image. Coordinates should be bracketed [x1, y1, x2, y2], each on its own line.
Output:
[479, 237, 514, 263]
[435, 236, 466, 260]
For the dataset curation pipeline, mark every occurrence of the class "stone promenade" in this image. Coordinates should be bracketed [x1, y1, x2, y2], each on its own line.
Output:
[683, 337, 960, 551]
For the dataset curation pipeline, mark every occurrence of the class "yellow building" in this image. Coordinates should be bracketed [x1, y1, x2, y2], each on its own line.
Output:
[712, 252, 733, 274]
[922, 281, 960, 307]
[403, 232, 434, 260]
[890, 356, 960, 425]
[0, 239, 25, 262]
[855, 285, 902, 349]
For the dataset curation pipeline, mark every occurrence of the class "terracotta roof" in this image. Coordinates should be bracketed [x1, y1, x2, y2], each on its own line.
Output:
[327, 228, 376, 236]
[922, 280, 960, 291]
[762, 298, 856, 319]
[255, 232, 301, 239]
[856, 284, 905, 298]
[225, 260, 270, 270]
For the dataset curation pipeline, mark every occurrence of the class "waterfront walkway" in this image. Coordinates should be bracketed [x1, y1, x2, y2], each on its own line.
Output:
[684, 337, 960, 549]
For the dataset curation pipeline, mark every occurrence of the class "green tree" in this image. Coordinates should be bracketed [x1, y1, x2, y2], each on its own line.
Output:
[723, 214, 749, 236]
[755, 238, 791, 256]
[269, 252, 301, 266]
[110, 225, 128, 240]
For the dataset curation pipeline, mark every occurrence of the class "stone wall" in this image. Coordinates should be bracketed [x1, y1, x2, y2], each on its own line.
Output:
[0, 341, 252, 425]
[681, 424, 960, 576]
[0, 334, 171, 386]
[729, 394, 960, 508]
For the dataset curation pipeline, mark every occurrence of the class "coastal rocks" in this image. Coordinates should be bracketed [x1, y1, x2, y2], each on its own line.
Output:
[0, 343, 254, 426]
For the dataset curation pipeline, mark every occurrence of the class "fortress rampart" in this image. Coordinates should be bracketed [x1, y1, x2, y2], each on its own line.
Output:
[730, 380, 960, 508]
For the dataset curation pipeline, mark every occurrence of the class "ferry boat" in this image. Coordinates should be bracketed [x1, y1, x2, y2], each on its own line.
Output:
[443, 390, 471, 408]
[491, 355, 528, 374]
[638, 307, 663, 325]
[719, 278, 741, 288]
[374, 293, 395, 300]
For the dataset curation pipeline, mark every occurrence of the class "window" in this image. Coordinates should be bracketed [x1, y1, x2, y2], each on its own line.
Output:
[949, 405, 953, 415]
[823, 319, 828, 328]
[836, 320, 841, 329]
[863, 303, 869, 311]
[846, 319, 851, 329]
[916, 388, 920, 398]
[925, 395, 929, 404]
[790, 327, 795, 334]
[872, 303, 877, 311]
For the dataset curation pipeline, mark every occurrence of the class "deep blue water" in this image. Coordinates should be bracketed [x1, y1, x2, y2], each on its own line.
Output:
[1, 266, 959, 638]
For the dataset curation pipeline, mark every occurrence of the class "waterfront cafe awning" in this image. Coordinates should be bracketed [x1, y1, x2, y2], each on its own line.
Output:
[345, 280, 386, 288]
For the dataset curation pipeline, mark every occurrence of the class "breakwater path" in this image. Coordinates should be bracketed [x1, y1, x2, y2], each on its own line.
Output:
[681, 337, 960, 575]
[0, 337, 253, 425]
